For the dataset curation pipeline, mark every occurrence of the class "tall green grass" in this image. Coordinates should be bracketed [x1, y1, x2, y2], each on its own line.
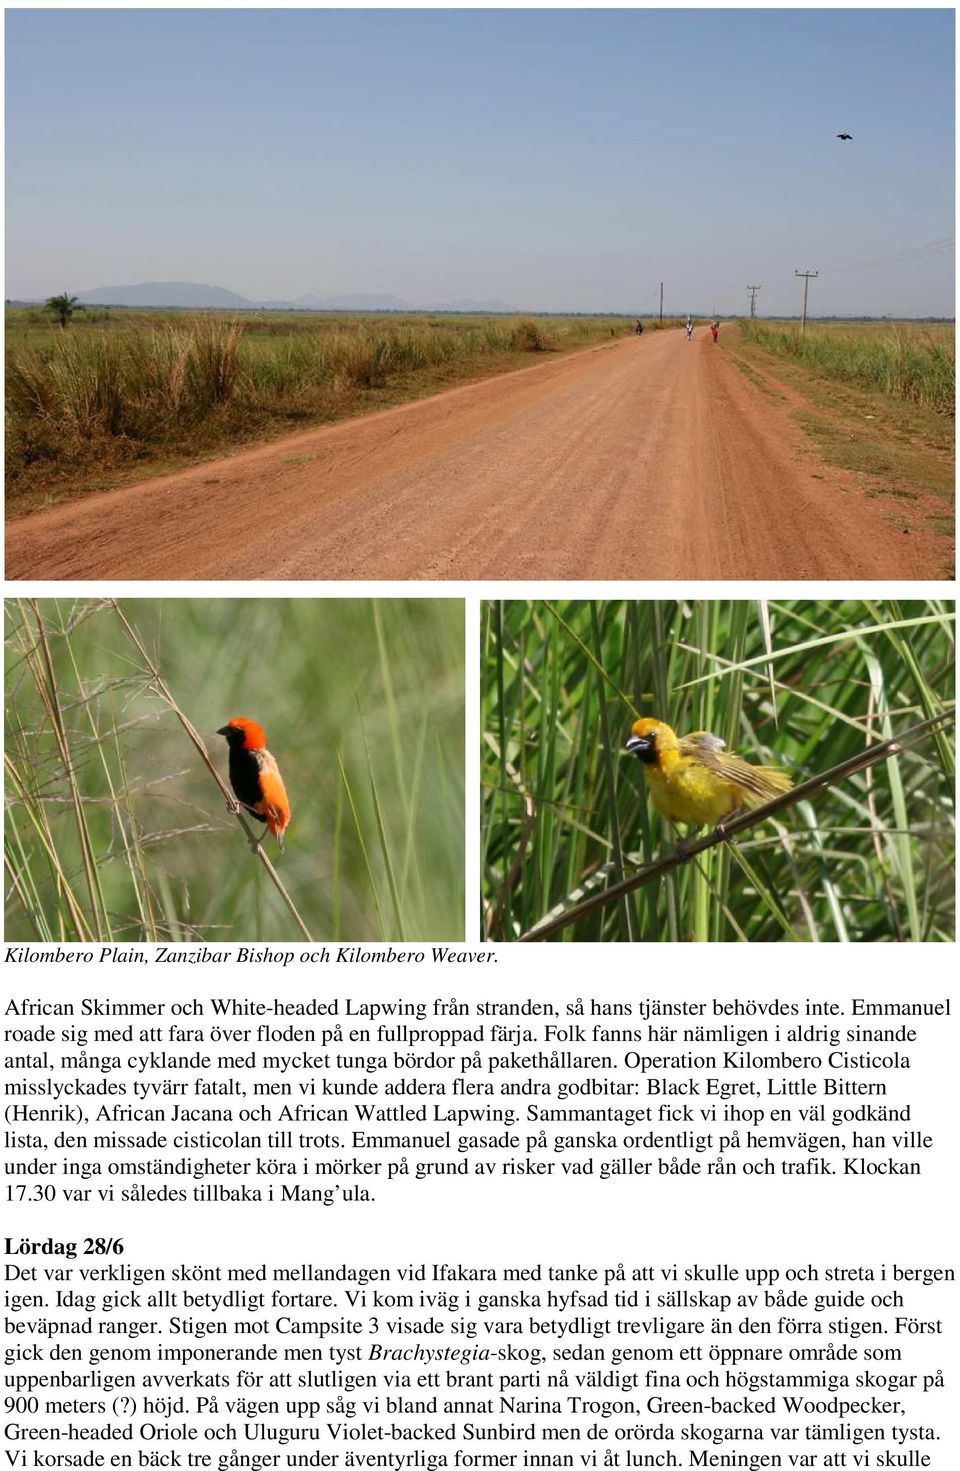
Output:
[738, 319, 955, 415]
[481, 600, 955, 943]
[5, 309, 635, 498]
[5, 598, 465, 943]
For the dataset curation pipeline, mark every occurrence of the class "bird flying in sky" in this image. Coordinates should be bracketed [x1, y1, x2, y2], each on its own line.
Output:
[836, 133, 853, 140]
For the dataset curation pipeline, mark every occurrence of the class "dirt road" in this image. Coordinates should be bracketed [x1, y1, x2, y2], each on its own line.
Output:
[6, 329, 943, 580]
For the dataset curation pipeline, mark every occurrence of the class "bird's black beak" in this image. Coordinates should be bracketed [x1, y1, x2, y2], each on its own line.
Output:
[625, 733, 656, 764]
[216, 726, 230, 737]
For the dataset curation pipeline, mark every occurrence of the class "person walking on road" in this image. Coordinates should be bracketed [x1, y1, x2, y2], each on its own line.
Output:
[710, 320, 719, 344]
[685, 319, 694, 343]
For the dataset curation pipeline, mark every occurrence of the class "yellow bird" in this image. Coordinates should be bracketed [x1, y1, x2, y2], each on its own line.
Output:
[624, 716, 793, 829]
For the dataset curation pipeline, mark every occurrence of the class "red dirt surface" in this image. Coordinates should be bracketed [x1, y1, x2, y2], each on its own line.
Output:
[5, 329, 944, 580]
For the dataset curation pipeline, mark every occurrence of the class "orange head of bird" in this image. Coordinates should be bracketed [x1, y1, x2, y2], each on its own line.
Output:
[624, 717, 679, 765]
[216, 717, 268, 751]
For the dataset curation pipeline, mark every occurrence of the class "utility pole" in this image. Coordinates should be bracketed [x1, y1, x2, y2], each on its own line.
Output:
[746, 284, 761, 318]
[795, 270, 818, 336]
[659, 282, 663, 325]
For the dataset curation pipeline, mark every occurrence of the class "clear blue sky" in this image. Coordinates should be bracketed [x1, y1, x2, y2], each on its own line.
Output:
[6, 9, 955, 315]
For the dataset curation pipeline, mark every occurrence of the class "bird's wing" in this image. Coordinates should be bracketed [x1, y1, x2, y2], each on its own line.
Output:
[256, 751, 291, 827]
[680, 737, 791, 804]
[683, 730, 727, 752]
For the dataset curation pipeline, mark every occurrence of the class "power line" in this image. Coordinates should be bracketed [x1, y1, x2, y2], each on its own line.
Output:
[746, 284, 761, 317]
[820, 235, 955, 275]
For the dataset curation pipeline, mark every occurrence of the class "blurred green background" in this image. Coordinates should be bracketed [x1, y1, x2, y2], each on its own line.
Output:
[5, 597, 464, 942]
[482, 599, 955, 942]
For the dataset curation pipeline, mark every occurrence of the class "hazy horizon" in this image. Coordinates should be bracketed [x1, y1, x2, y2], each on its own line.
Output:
[6, 9, 955, 317]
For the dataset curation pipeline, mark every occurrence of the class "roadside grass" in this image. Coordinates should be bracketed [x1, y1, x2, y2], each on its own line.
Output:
[4, 598, 465, 943]
[726, 323, 954, 560]
[737, 318, 955, 416]
[5, 308, 646, 511]
[481, 599, 955, 943]
[792, 405, 953, 514]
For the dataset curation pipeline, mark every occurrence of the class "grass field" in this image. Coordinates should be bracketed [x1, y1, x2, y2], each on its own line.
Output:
[5, 306, 667, 511]
[481, 599, 955, 943]
[737, 318, 954, 415]
[5, 597, 465, 943]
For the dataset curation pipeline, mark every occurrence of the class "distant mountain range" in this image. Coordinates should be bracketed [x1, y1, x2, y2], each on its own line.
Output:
[76, 281, 252, 308]
[67, 281, 519, 313]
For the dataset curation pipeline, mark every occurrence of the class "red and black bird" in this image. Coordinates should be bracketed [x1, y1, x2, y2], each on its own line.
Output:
[216, 718, 291, 851]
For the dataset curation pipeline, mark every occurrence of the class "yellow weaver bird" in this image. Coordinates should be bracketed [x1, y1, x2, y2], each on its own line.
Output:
[624, 717, 793, 830]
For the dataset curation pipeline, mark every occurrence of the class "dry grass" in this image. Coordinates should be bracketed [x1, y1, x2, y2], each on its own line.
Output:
[738, 319, 955, 415]
[5, 308, 637, 506]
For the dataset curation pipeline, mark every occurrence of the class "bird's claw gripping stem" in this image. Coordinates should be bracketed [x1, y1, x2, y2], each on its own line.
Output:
[225, 796, 262, 852]
[673, 820, 731, 858]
